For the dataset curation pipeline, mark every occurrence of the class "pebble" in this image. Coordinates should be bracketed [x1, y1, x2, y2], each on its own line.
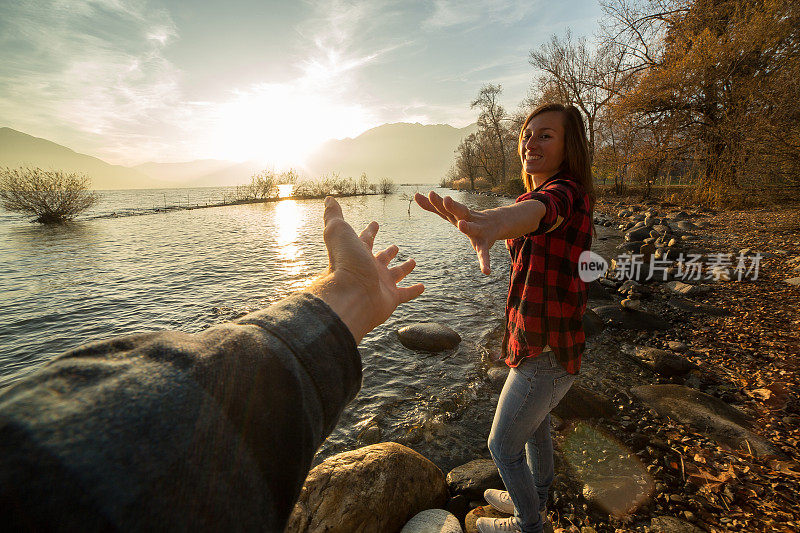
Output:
[667, 341, 688, 352]
[621, 298, 641, 310]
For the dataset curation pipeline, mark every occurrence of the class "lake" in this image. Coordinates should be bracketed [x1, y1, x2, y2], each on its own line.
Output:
[0, 185, 621, 471]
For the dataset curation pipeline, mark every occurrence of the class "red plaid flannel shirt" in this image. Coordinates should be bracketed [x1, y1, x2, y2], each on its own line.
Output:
[502, 172, 593, 374]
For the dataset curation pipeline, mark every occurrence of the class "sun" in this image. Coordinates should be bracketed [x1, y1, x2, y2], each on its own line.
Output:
[210, 83, 374, 169]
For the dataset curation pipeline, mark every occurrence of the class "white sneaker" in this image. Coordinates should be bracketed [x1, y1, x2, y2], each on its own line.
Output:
[476, 516, 521, 533]
[484, 488, 516, 514]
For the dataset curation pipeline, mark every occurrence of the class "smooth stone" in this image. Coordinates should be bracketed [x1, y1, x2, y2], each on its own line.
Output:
[552, 383, 615, 420]
[675, 220, 699, 232]
[487, 366, 509, 391]
[587, 280, 614, 300]
[400, 509, 463, 533]
[286, 442, 448, 533]
[583, 308, 606, 338]
[625, 227, 652, 242]
[446, 459, 503, 500]
[653, 224, 671, 234]
[668, 296, 730, 316]
[650, 515, 705, 533]
[628, 346, 696, 376]
[398, 323, 462, 352]
[357, 424, 382, 445]
[667, 341, 688, 352]
[582, 476, 649, 516]
[617, 241, 645, 253]
[666, 211, 690, 221]
[630, 385, 780, 456]
[464, 506, 508, 533]
[592, 305, 670, 330]
[640, 243, 656, 259]
[665, 280, 709, 296]
[621, 298, 641, 310]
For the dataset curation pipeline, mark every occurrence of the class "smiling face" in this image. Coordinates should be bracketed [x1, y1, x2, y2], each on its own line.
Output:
[520, 111, 566, 186]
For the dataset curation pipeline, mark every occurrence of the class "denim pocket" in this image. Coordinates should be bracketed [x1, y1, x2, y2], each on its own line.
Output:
[549, 373, 575, 410]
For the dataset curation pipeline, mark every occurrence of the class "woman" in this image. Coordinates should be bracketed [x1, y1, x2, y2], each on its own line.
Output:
[415, 103, 594, 533]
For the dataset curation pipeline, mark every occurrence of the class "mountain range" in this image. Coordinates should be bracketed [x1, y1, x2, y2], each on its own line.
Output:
[0, 122, 476, 189]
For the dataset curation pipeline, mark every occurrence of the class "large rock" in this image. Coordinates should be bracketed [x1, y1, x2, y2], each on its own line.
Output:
[398, 323, 462, 352]
[630, 385, 779, 456]
[446, 459, 503, 500]
[668, 296, 730, 316]
[401, 509, 463, 533]
[627, 346, 697, 376]
[552, 383, 616, 420]
[286, 442, 449, 533]
[583, 308, 606, 338]
[592, 305, 670, 330]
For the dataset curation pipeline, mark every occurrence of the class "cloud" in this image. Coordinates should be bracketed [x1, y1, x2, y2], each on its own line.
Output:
[0, 0, 186, 163]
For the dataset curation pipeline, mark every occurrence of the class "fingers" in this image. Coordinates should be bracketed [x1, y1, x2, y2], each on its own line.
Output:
[375, 244, 399, 265]
[323, 196, 343, 226]
[478, 248, 491, 275]
[442, 195, 472, 220]
[415, 192, 450, 223]
[397, 283, 425, 304]
[359, 221, 379, 251]
[427, 192, 457, 225]
[390, 258, 416, 283]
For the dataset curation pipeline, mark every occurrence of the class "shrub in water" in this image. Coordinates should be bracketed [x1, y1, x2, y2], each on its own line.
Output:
[0, 167, 99, 224]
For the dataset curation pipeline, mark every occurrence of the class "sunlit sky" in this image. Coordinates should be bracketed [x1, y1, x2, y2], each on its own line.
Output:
[0, 0, 603, 168]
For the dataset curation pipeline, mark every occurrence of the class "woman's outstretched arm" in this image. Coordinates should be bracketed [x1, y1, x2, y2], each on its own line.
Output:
[415, 191, 546, 275]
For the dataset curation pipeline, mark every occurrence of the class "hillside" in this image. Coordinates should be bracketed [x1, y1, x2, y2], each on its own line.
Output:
[304, 122, 477, 183]
[0, 128, 163, 190]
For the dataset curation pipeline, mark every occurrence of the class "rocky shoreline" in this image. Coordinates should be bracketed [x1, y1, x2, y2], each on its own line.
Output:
[288, 197, 800, 533]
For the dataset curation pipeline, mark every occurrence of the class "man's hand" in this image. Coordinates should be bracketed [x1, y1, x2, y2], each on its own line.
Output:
[308, 197, 424, 343]
[415, 191, 499, 275]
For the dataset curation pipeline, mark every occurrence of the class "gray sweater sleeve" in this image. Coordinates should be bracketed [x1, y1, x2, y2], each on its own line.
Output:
[0, 292, 361, 532]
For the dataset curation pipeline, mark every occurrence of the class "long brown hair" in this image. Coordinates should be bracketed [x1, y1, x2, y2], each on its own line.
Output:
[517, 103, 595, 214]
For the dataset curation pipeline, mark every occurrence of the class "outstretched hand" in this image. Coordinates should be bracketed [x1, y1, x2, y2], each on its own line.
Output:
[414, 191, 498, 275]
[309, 196, 424, 343]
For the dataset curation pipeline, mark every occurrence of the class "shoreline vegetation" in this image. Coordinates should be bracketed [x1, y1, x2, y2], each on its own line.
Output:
[439, 0, 799, 210]
[0, 166, 398, 222]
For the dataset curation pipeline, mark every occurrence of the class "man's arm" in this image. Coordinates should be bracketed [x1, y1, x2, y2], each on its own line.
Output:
[0, 197, 423, 532]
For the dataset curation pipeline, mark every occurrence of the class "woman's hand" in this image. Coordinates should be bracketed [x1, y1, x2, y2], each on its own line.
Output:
[414, 191, 499, 275]
[309, 196, 424, 343]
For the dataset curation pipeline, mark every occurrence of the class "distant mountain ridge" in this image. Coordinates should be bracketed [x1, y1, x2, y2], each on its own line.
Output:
[305, 122, 477, 183]
[0, 128, 163, 190]
[0, 121, 477, 188]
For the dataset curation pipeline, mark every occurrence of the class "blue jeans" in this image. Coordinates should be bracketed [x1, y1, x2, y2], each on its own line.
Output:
[487, 350, 576, 533]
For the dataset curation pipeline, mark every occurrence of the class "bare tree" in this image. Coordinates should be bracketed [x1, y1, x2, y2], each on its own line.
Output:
[0, 167, 99, 224]
[471, 84, 511, 184]
[529, 31, 628, 161]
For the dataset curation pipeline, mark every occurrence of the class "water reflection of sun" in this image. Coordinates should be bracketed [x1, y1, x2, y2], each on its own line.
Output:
[274, 199, 310, 290]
